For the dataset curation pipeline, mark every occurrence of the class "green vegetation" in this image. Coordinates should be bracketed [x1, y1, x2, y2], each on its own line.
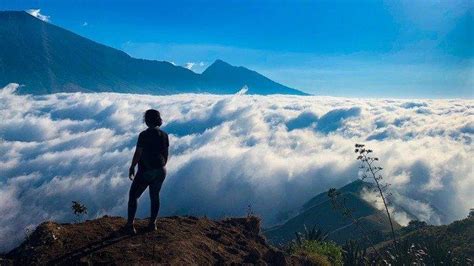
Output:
[287, 217, 474, 265]
[290, 240, 343, 266]
[379, 216, 474, 262]
[341, 240, 367, 266]
[380, 238, 472, 265]
[283, 144, 474, 265]
[295, 224, 328, 243]
[288, 224, 342, 265]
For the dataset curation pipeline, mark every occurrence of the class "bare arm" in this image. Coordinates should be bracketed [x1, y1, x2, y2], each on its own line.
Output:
[129, 147, 143, 180]
[163, 134, 169, 166]
[163, 148, 169, 166]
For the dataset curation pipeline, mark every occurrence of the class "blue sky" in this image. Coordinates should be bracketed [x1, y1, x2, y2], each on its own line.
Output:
[1, 0, 473, 98]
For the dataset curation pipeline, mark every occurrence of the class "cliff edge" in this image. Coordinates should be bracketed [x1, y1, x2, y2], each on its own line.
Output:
[2, 216, 310, 265]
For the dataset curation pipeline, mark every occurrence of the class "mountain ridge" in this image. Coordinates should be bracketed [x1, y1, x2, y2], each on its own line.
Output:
[0, 11, 307, 95]
[264, 180, 402, 245]
[264, 179, 447, 247]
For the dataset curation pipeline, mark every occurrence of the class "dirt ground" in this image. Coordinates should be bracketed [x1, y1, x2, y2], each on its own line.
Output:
[4, 215, 310, 265]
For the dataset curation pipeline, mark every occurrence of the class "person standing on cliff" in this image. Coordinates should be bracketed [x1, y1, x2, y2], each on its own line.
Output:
[125, 109, 169, 234]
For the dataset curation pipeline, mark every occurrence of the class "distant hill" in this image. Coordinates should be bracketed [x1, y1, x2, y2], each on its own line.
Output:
[264, 180, 403, 245]
[200, 59, 302, 94]
[0, 11, 307, 95]
[2, 216, 313, 265]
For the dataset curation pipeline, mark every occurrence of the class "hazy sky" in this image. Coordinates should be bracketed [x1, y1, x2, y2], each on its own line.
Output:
[1, 0, 473, 97]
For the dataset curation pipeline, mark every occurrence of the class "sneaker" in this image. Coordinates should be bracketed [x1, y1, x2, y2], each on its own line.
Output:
[123, 223, 137, 235]
[147, 223, 157, 232]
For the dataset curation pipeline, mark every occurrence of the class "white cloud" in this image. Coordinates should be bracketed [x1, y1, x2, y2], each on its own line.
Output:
[82, 22, 88, 27]
[26, 9, 50, 22]
[185, 62, 195, 70]
[0, 83, 473, 252]
[184, 61, 206, 71]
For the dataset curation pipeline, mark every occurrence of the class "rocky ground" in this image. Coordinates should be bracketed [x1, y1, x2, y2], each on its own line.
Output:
[1, 215, 311, 265]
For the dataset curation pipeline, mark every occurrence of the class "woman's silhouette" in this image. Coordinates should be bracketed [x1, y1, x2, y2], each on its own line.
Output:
[126, 109, 169, 234]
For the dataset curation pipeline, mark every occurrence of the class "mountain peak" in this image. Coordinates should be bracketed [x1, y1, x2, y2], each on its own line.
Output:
[4, 215, 311, 264]
[201, 59, 308, 95]
[204, 59, 234, 72]
[212, 59, 229, 65]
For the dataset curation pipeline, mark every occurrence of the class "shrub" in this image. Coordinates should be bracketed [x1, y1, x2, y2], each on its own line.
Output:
[342, 240, 368, 266]
[378, 239, 472, 265]
[294, 224, 328, 245]
[71, 201, 87, 222]
[290, 240, 343, 265]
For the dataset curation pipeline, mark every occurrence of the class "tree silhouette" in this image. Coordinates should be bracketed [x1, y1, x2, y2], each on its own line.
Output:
[71, 201, 88, 222]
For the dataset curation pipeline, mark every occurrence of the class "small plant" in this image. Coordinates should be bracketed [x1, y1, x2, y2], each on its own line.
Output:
[379, 240, 471, 265]
[290, 239, 343, 265]
[295, 224, 328, 245]
[71, 201, 88, 222]
[342, 240, 368, 266]
[290, 225, 342, 265]
[355, 143, 397, 245]
[327, 144, 396, 260]
[246, 204, 254, 218]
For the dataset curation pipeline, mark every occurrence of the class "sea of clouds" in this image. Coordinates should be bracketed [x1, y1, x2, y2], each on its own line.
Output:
[0, 83, 473, 252]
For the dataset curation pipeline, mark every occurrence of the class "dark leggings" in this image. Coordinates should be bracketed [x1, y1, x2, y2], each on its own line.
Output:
[127, 168, 166, 225]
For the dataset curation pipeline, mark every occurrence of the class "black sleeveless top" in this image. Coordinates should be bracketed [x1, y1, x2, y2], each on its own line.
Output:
[136, 127, 169, 172]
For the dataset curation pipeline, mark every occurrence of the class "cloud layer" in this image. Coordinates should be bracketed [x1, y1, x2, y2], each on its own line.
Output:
[0, 83, 473, 252]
